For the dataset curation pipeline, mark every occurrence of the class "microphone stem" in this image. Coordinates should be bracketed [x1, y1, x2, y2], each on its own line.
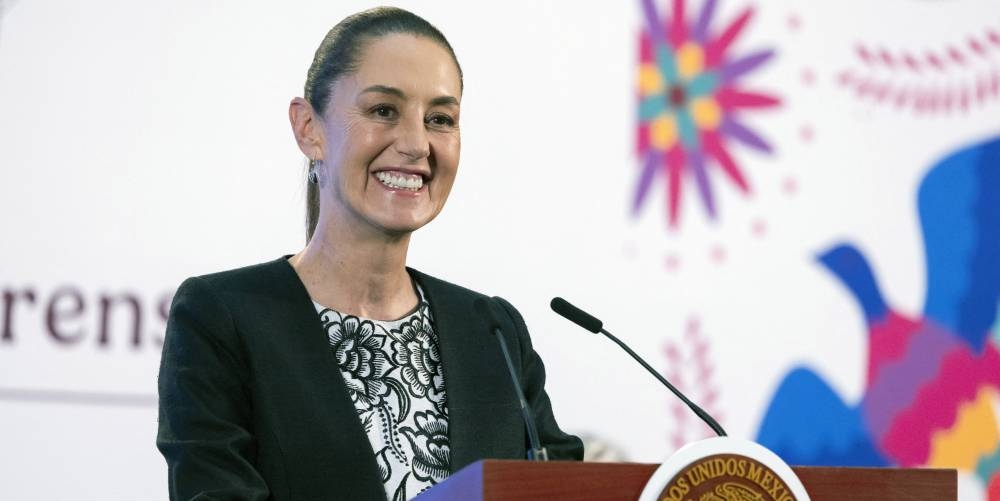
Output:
[599, 328, 727, 437]
[492, 328, 548, 460]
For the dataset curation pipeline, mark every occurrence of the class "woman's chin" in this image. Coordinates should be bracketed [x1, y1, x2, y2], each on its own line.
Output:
[371, 211, 438, 236]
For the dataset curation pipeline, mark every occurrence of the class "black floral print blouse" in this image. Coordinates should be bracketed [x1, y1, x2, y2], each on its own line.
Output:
[315, 285, 449, 501]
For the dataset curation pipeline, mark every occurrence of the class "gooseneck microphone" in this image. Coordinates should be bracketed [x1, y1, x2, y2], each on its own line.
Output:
[473, 297, 549, 460]
[550, 297, 727, 437]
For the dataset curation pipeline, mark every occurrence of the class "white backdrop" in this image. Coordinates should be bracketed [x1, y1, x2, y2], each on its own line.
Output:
[1, 0, 998, 499]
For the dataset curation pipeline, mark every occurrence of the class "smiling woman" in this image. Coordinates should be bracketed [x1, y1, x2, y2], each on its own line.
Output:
[155, 7, 582, 501]
[292, 33, 462, 245]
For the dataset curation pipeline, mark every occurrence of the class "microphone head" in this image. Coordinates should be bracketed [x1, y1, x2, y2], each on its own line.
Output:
[473, 297, 502, 332]
[550, 297, 603, 333]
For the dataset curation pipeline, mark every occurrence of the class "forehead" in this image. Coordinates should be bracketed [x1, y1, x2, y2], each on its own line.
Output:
[347, 33, 462, 100]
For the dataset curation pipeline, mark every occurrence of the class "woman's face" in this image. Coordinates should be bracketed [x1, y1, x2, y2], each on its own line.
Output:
[318, 33, 462, 237]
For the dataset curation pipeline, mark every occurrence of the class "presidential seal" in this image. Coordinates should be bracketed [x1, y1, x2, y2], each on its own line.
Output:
[657, 454, 794, 501]
[639, 438, 811, 501]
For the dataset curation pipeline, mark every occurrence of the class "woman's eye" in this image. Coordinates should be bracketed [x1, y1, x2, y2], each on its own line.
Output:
[427, 114, 456, 127]
[371, 105, 397, 119]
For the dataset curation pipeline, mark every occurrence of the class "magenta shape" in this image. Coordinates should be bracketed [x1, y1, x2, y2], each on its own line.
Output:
[881, 343, 1000, 465]
[861, 323, 959, 439]
[866, 312, 921, 384]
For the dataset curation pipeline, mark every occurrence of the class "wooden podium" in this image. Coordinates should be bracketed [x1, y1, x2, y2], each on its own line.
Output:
[418, 460, 957, 500]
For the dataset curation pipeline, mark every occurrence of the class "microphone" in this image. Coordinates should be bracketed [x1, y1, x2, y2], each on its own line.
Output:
[550, 297, 727, 437]
[473, 297, 549, 460]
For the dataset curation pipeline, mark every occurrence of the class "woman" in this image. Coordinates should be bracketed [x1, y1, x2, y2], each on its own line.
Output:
[156, 7, 583, 501]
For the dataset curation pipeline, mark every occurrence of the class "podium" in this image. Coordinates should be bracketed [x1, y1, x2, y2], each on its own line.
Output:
[418, 460, 957, 500]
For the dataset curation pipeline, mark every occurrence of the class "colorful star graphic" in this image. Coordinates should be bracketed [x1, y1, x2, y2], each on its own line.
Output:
[634, 0, 780, 228]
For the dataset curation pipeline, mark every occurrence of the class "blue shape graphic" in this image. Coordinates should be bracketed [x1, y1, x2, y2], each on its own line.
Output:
[921, 136, 1000, 353]
[817, 245, 889, 324]
[756, 135, 1000, 488]
[757, 367, 888, 466]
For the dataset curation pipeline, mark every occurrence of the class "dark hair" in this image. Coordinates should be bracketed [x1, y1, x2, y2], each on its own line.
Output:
[303, 7, 463, 242]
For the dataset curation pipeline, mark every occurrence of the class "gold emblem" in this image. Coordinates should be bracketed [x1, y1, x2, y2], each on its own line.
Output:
[699, 482, 766, 501]
[658, 454, 797, 501]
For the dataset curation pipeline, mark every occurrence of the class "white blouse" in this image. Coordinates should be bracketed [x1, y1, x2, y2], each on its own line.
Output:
[314, 284, 451, 501]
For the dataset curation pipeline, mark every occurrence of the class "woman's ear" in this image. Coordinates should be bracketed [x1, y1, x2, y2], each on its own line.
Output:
[289, 97, 323, 159]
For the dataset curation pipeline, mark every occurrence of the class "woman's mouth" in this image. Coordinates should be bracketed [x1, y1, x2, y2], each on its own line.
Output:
[375, 171, 424, 191]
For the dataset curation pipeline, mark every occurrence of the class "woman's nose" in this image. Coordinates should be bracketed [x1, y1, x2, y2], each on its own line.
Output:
[395, 118, 431, 161]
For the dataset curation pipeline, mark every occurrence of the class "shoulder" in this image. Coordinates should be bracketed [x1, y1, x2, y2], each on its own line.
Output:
[408, 267, 530, 335]
[192, 256, 296, 292]
[171, 256, 308, 322]
[177, 256, 300, 300]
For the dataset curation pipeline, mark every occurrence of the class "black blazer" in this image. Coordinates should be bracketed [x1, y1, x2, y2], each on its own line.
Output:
[156, 257, 583, 500]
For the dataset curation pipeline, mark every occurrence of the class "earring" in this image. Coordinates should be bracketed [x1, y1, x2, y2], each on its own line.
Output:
[308, 158, 321, 184]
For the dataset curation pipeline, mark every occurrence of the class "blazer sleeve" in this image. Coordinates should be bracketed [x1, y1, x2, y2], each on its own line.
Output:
[157, 277, 271, 501]
[494, 297, 585, 461]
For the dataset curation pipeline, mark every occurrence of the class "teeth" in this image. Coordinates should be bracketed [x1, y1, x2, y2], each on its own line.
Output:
[375, 171, 423, 191]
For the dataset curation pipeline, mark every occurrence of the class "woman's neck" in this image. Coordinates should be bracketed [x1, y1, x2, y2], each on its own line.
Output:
[290, 218, 417, 321]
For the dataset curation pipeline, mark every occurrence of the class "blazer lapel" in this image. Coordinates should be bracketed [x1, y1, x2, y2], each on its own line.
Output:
[263, 258, 387, 500]
[409, 269, 524, 471]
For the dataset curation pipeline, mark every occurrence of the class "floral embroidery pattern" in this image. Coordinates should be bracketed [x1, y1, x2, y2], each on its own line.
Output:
[325, 316, 391, 410]
[317, 286, 450, 500]
[392, 315, 447, 414]
[401, 411, 451, 483]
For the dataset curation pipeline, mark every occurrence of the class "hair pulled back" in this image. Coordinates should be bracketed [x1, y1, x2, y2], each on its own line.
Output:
[302, 7, 463, 241]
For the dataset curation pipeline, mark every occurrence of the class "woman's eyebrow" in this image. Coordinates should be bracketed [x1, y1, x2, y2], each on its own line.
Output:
[360, 85, 458, 107]
[361, 84, 405, 98]
[430, 96, 459, 108]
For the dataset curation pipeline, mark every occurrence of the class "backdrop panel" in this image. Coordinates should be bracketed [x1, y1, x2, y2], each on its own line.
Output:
[1, 1, 998, 499]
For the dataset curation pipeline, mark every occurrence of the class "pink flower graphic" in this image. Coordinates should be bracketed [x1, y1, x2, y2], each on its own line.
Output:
[634, 0, 780, 227]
